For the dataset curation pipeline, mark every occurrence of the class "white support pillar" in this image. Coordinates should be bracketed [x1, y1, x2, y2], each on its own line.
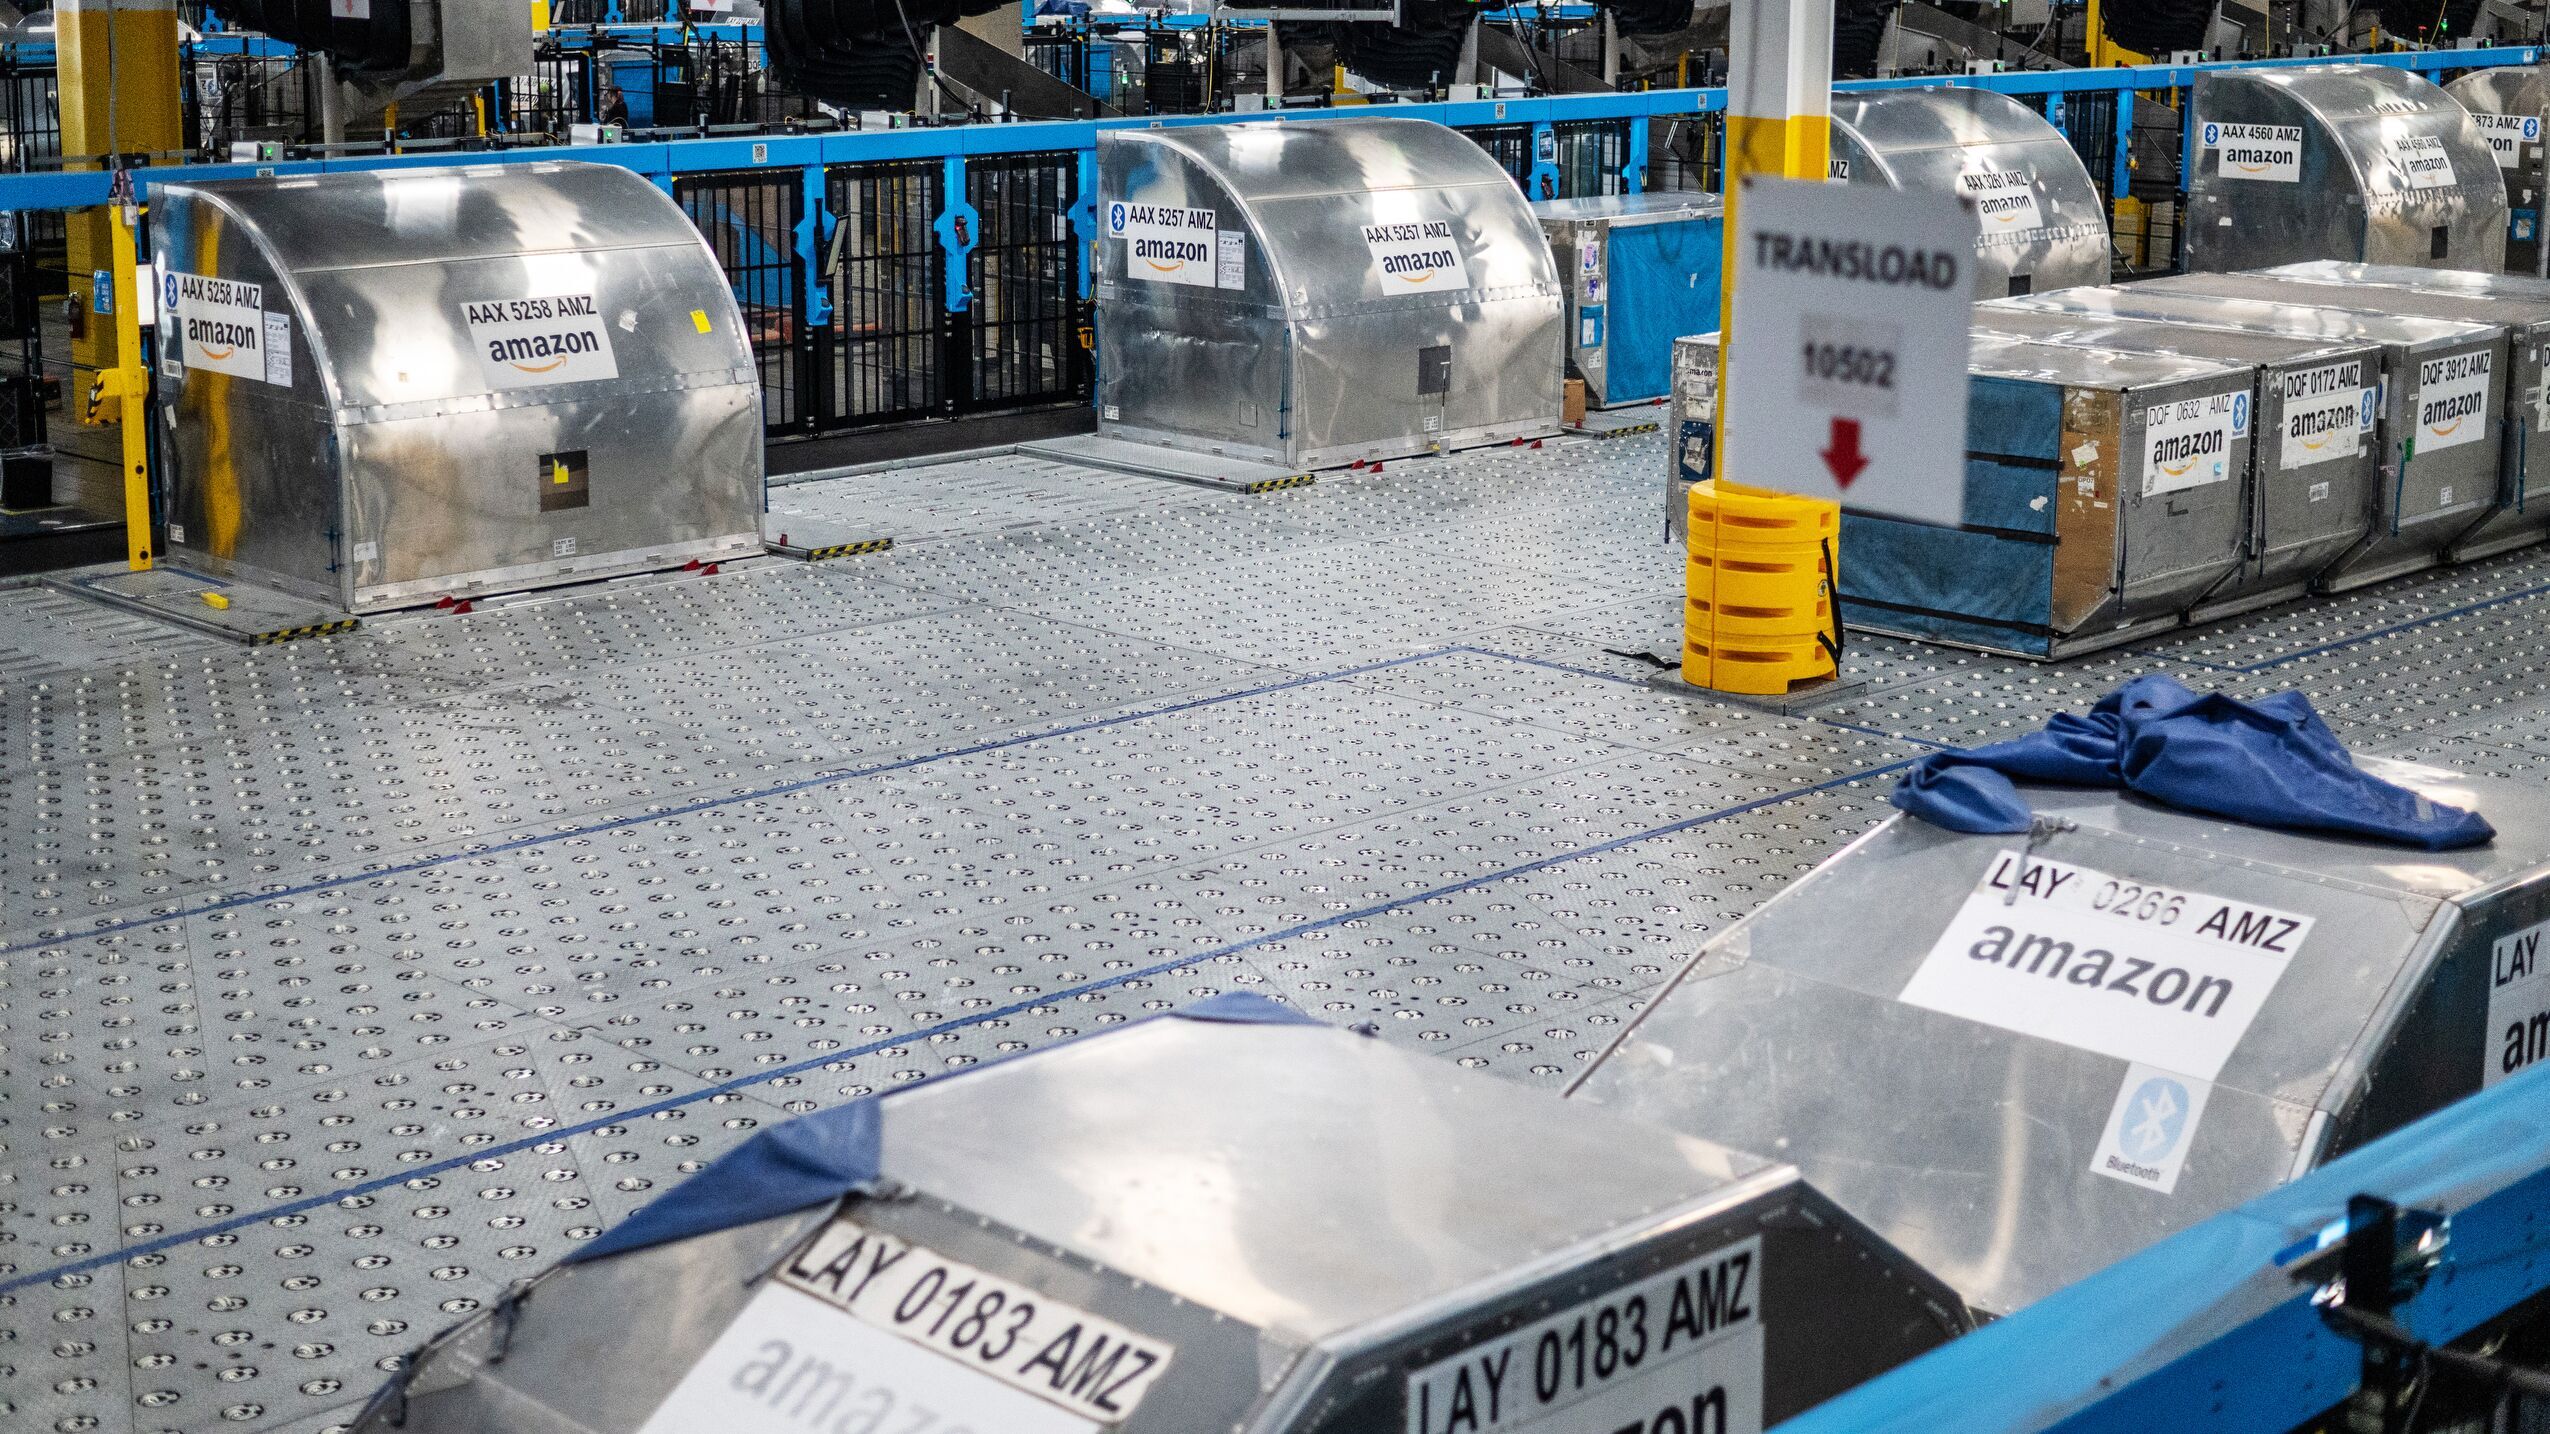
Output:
[1713, 0, 1835, 490]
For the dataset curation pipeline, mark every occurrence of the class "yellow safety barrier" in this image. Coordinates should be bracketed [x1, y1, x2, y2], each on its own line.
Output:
[1683, 481, 1838, 696]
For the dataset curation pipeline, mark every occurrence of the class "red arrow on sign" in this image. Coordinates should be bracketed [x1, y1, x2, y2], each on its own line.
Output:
[1821, 417, 1869, 489]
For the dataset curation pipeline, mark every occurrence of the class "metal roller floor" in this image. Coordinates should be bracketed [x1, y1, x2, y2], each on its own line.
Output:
[10, 431, 2550, 1434]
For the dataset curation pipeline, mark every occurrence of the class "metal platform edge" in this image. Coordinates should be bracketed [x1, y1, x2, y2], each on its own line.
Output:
[47, 567, 362, 647]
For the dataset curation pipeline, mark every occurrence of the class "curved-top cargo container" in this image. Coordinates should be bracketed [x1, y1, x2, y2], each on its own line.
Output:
[150, 161, 764, 612]
[2187, 63, 2508, 273]
[2442, 65, 2548, 274]
[1831, 87, 2112, 299]
[1095, 116, 1564, 470]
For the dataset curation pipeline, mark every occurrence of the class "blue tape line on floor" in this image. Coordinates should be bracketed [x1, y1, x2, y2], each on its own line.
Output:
[5, 645, 1915, 957]
[0, 648, 1453, 957]
[2144, 577, 2550, 675]
[0, 756, 1911, 1296]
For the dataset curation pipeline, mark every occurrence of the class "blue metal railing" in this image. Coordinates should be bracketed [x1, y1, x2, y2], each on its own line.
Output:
[1771, 1055, 2550, 1433]
[9, 41, 2536, 218]
[21, 42, 2544, 441]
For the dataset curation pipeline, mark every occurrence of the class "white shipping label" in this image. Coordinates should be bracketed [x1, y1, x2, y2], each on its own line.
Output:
[2206, 121, 2303, 183]
[2417, 349, 2493, 453]
[1109, 202, 1222, 290]
[636, 1283, 1099, 1434]
[2485, 918, 2550, 1087]
[777, 1217, 1173, 1426]
[1955, 162, 2046, 241]
[2142, 391, 2240, 495]
[2473, 112, 2543, 170]
[1897, 850, 2313, 1081]
[170, 271, 269, 382]
[1362, 218, 1472, 295]
[1215, 228, 1246, 290]
[2277, 359, 2371, 469]
[1680, 344, 1717, 406]
[461, 294, 620, 390]
[262, 312, 292, 388]
[1404, 1238, 1763, 1434]
[2387, 133, 2458, 190]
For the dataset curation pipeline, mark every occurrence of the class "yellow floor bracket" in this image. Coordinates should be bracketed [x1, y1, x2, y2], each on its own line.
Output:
[1683, 481, 1840, 696]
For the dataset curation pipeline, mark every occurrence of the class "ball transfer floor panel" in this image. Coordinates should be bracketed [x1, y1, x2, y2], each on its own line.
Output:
[12, 433, 2550, 1434]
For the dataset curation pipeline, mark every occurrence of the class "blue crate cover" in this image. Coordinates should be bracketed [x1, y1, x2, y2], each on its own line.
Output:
[1840, 374, 2064, 653]
[1891, 674, 2495, 850]
[1606, 217, 1723, 404]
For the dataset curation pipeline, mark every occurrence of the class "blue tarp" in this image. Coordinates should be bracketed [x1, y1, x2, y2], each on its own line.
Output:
[568, 992, 1320, 1265]
[1890, 674, 2493, 851]
[1604, 215, 1722, 404]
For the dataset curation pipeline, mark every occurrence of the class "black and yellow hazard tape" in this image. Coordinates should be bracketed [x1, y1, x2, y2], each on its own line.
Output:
[1242, 474, 1316, 494]
[247, 618, 360, 646]
[1575, 420, 1660, 440]
[797, 537, 896, 561]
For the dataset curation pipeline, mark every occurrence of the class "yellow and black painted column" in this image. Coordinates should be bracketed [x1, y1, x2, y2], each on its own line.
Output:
[1685, 0, 1843, 696]
[58, 0, 182, 423]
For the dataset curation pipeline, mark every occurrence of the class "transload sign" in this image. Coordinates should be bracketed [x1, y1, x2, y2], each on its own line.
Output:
[1721, 177, 1977, 528]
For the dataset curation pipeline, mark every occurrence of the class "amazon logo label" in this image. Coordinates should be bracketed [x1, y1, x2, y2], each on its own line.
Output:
[462, 292, 622, 389]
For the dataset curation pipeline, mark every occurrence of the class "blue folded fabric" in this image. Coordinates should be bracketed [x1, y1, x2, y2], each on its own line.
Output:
[1889, 674, 2494, 851]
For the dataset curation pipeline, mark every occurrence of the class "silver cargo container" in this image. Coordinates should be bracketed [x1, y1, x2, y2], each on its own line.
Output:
[2006, 281, 2506, 590]
[1667, 332, 1716, 543]
[1971, 301, 2382, 621]
[2255, 260, 2550, 562]
[2187, 64, 2508, 273]
[150, 162, 764, 613]
[1535, 191, 1724, 408]
[1842, 332, 2252, 660]
[2444, 65, 2550, 275]
[1831, 87, 2112, 299]
[1096, 117, 1563, 471]
[355, 1014, 1967, 1434]
[1572, 758, 2550, 1318]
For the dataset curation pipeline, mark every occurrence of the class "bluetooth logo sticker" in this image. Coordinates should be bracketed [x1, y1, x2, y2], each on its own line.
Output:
[2097, 1064, 2214, 1193]
[163, 271, 179, 311]
[2362, 390, 2379, 429]
[2125, 1076, 2190, 1160]
[2203, 122, 2220, 146]
[1106, 201, 1128, 236]
[2230, 392, 2250, 435]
